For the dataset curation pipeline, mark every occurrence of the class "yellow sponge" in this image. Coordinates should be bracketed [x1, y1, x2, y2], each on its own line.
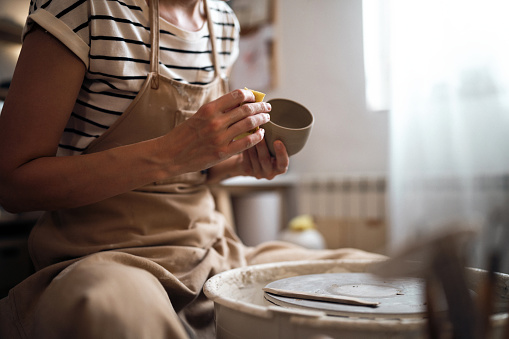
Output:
[247, 87, 266, 103]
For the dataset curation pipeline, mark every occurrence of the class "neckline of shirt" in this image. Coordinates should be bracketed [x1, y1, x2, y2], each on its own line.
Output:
[136, 0, 210, 43]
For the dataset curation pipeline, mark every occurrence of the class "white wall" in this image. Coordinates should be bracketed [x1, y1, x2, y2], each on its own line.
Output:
[0, 0, 28, 23]
[269, 0, 388, 176]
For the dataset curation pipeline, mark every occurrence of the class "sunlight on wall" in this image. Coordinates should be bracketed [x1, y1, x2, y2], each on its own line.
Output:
[362, 0, 390, 112]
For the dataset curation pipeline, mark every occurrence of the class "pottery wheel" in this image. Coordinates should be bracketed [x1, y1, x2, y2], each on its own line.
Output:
[263, 273, 427, 319]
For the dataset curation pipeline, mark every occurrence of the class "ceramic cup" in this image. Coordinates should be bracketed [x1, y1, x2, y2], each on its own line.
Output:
[262, 98, 314, 157]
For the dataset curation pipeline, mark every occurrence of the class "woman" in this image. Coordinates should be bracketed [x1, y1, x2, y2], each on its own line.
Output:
[0, 0, 384, 338]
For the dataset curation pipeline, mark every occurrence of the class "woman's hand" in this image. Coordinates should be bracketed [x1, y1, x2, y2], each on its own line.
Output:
[158, 89, 272, 176]
[241, 139, 289, 180]
[206, 138, 289, 184]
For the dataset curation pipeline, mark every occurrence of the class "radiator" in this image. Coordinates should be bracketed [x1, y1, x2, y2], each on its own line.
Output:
[296, 175, 387, 253]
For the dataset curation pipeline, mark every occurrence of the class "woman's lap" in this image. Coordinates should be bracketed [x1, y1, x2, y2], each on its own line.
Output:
[30, 254, 190, 339]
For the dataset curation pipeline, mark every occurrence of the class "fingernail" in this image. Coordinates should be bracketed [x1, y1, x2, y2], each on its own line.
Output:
[260, 128, 265, 136]
[264, 113, 271, 121]
[266, 103, 272, 111]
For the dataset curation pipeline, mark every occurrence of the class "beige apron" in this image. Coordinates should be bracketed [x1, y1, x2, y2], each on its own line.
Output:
[0, 1, 386, 338]
[28, 0, 243, 273]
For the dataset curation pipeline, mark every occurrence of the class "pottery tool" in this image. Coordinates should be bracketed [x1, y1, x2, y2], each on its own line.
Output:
[263, 286, 379, 307]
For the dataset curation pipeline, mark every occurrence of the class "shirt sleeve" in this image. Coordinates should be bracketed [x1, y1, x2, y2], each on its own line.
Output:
[22, 0, 91, 68]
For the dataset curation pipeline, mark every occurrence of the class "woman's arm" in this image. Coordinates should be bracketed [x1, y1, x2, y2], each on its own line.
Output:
[0, 26, 270, 213]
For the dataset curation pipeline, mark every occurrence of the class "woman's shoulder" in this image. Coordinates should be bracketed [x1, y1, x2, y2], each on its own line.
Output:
[208, 0, 239, 27]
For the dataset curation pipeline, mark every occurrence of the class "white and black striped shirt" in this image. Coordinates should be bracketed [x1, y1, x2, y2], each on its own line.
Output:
[23, 0, 240, 155]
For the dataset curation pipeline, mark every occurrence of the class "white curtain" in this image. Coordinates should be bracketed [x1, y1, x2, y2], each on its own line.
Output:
[365, 0, 509, 271]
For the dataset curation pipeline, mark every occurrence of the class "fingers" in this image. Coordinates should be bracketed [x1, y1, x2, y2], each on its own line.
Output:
[229, 101, 271, 124]
[244, 139, 289, 179]
[247, 146, 262, 178]
[254, 139, 274, 174]
[272, 140, 289, 173]
[227, 110, 270, 141]
[221, 89, 271, 132]
[204, 88, 271, 142]
[228, 127, 266, 155]
[215, 88, 255, 113]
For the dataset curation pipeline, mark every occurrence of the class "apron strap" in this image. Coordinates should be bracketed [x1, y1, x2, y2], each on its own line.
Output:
[149, 0, 160, 89]
[148, 0, 226, 89]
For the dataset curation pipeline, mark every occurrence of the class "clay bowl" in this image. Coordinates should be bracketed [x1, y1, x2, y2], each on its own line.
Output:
[262, 99, 314, 157]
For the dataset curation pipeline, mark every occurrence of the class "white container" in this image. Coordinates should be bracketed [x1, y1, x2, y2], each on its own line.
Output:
[204, 259, 509, 339]
[232, 192, 281, 246]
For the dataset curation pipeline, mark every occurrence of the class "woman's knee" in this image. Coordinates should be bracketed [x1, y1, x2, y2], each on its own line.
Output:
[32, 257, 188, 339]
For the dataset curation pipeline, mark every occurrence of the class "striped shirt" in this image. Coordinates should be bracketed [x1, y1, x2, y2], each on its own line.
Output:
[23, 0, 240, 155]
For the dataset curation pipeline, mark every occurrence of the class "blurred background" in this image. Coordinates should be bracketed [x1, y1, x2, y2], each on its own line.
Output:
[1, 0, 508, 298]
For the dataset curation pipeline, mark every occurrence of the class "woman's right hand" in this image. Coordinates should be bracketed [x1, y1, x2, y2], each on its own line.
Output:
[157, 88, 272, 176]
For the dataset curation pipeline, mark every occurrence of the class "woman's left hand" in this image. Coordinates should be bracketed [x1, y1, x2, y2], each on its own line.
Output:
[206, 138, 289, 183]
[241, 139, 289, 180]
